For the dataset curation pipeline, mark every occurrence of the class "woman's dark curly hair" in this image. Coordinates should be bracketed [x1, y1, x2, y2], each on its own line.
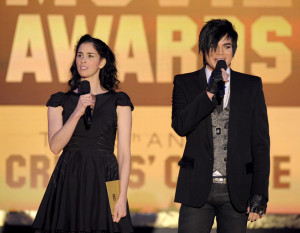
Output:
[68, 34, 119, 91]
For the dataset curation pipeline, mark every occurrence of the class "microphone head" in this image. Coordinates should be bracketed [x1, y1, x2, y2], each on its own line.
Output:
[79, 80, 90, 95]
[215, 60, 227, 71]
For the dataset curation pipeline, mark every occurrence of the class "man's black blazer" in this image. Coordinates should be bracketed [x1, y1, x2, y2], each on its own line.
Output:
[172, 67, 270, 212]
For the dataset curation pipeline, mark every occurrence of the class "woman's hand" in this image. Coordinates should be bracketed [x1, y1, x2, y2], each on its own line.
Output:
[73, 94, 95, 117]
[112, 196, 127, 223]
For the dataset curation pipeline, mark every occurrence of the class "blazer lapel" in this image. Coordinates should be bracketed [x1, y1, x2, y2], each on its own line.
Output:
[196, 68, 214, 156]
[228, 69, 239, 158]
[197, 68, 208, 91]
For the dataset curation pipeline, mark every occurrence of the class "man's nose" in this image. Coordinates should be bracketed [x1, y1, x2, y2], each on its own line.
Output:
[216, 46, 223, 55]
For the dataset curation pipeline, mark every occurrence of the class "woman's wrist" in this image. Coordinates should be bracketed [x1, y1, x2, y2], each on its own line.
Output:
[71, 109, 83, 121]
[119, 193, 127, 201]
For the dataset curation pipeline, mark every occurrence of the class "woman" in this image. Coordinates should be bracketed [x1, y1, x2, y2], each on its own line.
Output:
[32, 34, 134, 232]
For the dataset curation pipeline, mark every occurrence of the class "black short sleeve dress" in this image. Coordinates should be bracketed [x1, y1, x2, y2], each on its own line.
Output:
[32, 91, 134, 233]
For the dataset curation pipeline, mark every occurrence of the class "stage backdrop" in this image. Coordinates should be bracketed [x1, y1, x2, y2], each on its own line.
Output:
[0, 0, 300, 214]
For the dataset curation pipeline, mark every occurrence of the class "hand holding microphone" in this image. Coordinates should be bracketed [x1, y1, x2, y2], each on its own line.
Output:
[207, 60, 228, 96]
[207, 71, 224, 95]
[77, 80, 95, 127]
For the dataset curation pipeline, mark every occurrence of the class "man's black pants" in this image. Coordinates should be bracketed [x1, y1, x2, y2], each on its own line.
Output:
[178, 183, 248, 233]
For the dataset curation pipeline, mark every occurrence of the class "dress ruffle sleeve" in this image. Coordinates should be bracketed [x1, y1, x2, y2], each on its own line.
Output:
[116, 92, 134, 111]
[46, 92, 65, 107]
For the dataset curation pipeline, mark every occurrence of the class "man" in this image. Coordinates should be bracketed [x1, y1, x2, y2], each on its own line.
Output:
[171, 19, 270, 233]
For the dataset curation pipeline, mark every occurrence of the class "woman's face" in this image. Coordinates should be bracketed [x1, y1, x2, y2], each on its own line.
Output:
[76, 42, 105, 80]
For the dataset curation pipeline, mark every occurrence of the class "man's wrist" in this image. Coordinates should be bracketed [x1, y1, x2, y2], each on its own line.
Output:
[206, 91, 215, 100]
[248, 194, 268, 215]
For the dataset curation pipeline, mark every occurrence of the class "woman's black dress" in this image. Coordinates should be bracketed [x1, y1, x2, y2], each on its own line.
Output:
[32, 91, 134, 233]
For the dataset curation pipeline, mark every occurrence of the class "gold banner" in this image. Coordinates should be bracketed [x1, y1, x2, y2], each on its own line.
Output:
[0, 106, 299, 213]
[0, 0, 299, 106]
[0, 0, 300, 214]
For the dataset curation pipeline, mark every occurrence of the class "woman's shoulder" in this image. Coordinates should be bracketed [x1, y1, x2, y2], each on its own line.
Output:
[114, 91, 131, 98]
[46, 91, 66, 107]
[113, 91, 134, 111]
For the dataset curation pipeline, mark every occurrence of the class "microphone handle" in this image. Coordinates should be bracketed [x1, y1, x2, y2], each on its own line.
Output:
[218, 81, 225, 98]
[85, 106, 92, 126]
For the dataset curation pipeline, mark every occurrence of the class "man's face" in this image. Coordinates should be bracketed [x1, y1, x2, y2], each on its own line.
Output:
[205, 35, 234, 71]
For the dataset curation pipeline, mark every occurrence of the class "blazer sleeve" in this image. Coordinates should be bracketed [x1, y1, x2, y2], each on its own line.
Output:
[171, 75, 216, 136]
[251, 78, 270, 200]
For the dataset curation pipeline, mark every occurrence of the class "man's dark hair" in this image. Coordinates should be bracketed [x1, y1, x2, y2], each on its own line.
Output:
[198, 19, 238, 65]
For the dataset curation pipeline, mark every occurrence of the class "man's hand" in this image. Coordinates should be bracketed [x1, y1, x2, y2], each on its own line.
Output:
[247, 194, 267, 222]
[207, 68, 229, 95]
[207, 70, 223, 95]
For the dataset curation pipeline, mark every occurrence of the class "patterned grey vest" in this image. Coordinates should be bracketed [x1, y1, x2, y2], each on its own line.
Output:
[211, 99, 230, 176]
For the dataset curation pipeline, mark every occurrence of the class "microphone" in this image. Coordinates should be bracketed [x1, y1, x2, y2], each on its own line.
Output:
[78, 80, 92, 127]
[214, 60, 227, 98]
